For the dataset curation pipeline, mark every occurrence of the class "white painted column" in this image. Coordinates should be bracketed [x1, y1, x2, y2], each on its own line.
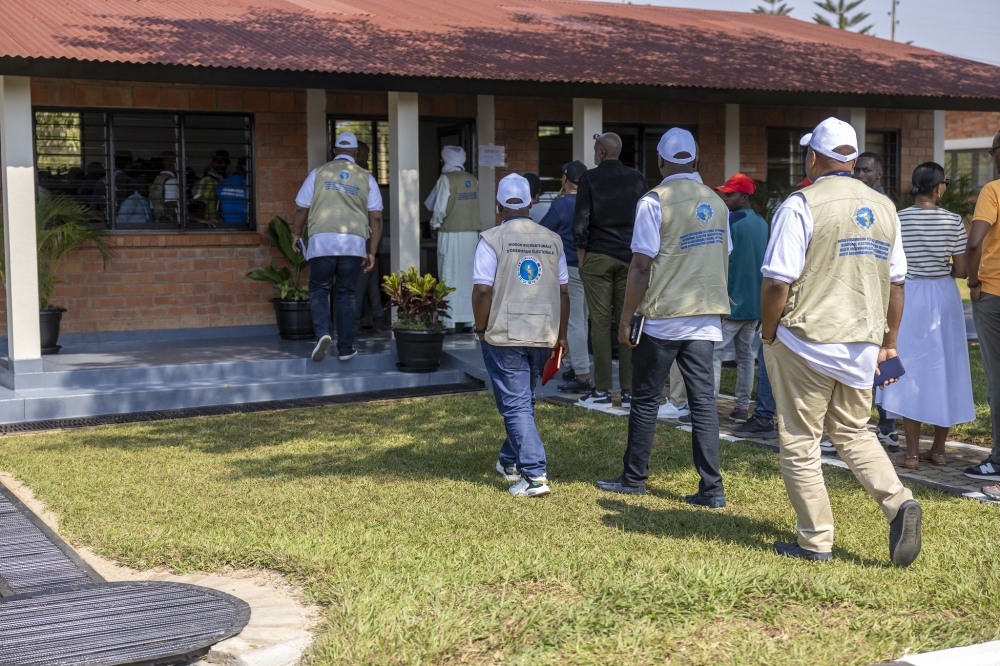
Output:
[933, 110, 946, 166]
[388, 91, 420, 275]
[476, 95, 495, 230]
[572, 98, 602, 168]
[838, 107, 866, 153]
[306, 89, 327, 171]
[0, 76, 42, 372]
[724, 103, 740, 177]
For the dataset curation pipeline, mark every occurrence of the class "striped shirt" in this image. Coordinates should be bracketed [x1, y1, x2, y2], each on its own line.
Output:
[897, 206, 967, 279]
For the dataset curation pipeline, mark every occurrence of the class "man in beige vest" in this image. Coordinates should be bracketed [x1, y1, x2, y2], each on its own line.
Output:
[472, 174, 569, 498]
[760, 118, 921, 566]
[149, 151, 179, 223]
[291, 131, 383, 363]
[427, 145, 479, 331]
[598, 129, 731, 506]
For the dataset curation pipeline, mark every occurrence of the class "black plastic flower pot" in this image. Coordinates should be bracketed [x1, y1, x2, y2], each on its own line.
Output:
[393, 328, 447, 373]
[40, 307, 67, 355]
[271, 299, 315, 340]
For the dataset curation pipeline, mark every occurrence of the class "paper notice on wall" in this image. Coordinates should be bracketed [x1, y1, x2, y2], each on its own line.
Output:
[478, 145, 506, 168]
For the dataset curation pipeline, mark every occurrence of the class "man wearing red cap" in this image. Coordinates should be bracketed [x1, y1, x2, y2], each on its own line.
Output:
[713, 174, 769, 423]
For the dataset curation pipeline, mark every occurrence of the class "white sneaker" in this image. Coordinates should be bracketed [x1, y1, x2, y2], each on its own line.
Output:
[496, 460, 520, 482]
[311, 335, 332, 362]
[338, 350, 358, 361]
[577, 390, 612, 409]
[657, 402, 686, 419]
[677, 402, 691, 417]
[820, 438, 836, 455]
[509, 476, 550, 497]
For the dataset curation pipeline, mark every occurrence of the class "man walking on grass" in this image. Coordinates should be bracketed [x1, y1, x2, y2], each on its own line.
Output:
[760, 118, 921, 566]
[598, 128, 731, 508]
[473, 174, 569, 498]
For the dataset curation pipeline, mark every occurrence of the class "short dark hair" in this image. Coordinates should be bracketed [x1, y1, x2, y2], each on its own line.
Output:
[911, 162, 946, 196]
[857, 152, 884, 170]
[523, 172, 542, 199]
[114, 150, 133, 170]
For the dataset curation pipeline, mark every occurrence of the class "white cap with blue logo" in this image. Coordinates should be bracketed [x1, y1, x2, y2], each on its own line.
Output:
[800, 118, 858, 163]
[496, 174, 531, 209]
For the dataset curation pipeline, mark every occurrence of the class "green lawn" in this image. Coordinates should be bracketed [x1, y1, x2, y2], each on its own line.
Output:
[1, 394, 998, 665]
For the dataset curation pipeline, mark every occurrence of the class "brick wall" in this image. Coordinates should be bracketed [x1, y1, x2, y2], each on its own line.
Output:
[945, 111, 1000, 140]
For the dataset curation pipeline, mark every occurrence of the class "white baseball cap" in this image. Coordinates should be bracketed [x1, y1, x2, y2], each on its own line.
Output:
[657, 128, 697, 164]
[799, 118, 858, 163]
[496, 173, 531, 209]
[334, 131, 358, 149]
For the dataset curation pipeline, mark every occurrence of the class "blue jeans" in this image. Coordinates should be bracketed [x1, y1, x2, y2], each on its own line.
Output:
[309, 255, 362, 355]
[754, 342, 775, 420]
[481, 341, 549, 479]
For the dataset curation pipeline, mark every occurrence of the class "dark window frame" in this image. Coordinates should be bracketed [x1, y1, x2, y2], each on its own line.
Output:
[32, 107, 256, 232]
[865, 129, 900, 201]
[326, 115, 391, 186]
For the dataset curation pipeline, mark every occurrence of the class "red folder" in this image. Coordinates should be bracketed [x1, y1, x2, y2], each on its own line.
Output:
[541, 347, 563, 386]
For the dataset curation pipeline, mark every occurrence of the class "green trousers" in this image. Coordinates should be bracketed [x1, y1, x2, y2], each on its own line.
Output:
[579, 251, 632, 392]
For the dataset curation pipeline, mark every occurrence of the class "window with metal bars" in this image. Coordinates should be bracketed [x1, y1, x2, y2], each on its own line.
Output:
[327, 117, 390, 186]
[33, 109, 254, 230]
[864, 130, 900, 201]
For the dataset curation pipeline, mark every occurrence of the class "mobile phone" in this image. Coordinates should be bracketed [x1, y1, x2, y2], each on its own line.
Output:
[629, 314, 645, 346]
[874, 356, 905, 388]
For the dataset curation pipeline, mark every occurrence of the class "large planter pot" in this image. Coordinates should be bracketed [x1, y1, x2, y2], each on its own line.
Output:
[40, 307, 66, 355]
[271, 299, 315, 340]
[393, 328, 447, 373]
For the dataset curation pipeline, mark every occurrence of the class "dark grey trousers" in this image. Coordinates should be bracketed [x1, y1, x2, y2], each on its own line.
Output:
[972, 292, 1000, 463]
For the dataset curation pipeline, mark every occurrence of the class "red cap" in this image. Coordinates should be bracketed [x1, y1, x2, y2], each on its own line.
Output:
[796, 176, 813, 188]
[716, 173, 756, 194]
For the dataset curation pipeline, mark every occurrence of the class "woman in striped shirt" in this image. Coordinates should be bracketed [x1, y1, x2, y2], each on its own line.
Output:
[882, 162, 976, 469]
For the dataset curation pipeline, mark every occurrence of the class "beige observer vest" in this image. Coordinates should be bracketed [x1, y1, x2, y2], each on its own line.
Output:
[440, 171, 480, 233]
[637, 178, 731, 320]
[780, 175, 897, 345]
[481, 218, 563, 347]
[150, 172, 174, 220]
[308, 159, 371, 238]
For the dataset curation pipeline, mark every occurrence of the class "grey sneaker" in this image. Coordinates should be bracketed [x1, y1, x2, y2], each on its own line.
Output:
[597, 476, 646, 495]
[311, 335, 332, 362]
[888, 499, 922, 568]
[684, 493, 726, 509]
[964, 458, 1000, 481]
[732, 416, 777, 440]
[773, 541, 832, 562]
[338, 349, 358, 362]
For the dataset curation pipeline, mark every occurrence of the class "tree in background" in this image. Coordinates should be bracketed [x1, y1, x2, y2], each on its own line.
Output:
[752, 0, 794, 15]
[813, 0, 874, 34]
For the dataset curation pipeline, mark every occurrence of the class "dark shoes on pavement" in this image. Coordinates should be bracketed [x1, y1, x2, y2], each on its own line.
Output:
[888, 499, 922, 568]
[562, 367, 576, 381]
[597, 476, 646, 495]
[684, 493, 726, 509]
[557, 377, 593, 393]
[620, 391, 632, 409]
[732, 415, 777, 439]
[311, 335, 332, 362]
[728, 407, 748, 423]
[773, 541, 832, 562]
[964, 457, 1000, 481]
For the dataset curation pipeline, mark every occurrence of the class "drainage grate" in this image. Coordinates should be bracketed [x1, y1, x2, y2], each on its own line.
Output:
[0, 380, 485, 435]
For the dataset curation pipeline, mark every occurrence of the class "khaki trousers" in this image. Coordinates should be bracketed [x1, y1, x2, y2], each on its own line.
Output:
[764, 340, 913, 553]
[669, 362, 687, 406]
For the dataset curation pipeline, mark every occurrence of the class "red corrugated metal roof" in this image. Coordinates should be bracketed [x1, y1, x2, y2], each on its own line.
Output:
[2, 0, 1000, 99]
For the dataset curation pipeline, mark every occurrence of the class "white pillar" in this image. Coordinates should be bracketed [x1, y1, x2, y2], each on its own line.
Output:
[388, 91, 420, 275]
[306, 89, 327, 171]
[0, 76, 42, 372]
[838, 107, 866, 153]
[724, 103, 740, 177]
[933, 110, 946, 166]
[572, 98, 602, 168]
[476, 95, 495, 230]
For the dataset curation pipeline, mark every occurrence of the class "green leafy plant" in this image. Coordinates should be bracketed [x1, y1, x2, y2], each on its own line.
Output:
[381, 267, 455, 330]
[0, 194, 115, 310]
[813, 0, 874, 34]
[753, 0, 794, 15]
[247, 216, 309, 301]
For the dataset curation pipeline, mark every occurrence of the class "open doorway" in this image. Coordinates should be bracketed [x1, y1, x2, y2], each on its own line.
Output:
[419, 119, 476, 278]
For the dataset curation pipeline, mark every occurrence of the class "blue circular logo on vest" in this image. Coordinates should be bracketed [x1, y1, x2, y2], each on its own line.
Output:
[855, 206, 875, 229]
[338, 170, 351, 181]
[517, 256, 541, 285]
[696, 203, 714, 223]
[465, 179, 472, 189]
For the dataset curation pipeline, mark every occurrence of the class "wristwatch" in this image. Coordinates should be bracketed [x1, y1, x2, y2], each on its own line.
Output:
[759, 332, 776, 346]
[474, 327, 487, 335]
[968, 279, 981, 289]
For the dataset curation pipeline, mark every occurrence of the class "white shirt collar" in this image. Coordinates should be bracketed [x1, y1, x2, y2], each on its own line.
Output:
[658, 172, 702, 185]
[334, 154, 356, 163]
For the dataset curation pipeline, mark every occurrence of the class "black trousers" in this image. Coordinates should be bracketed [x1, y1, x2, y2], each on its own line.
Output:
[622, 334, 724, 495]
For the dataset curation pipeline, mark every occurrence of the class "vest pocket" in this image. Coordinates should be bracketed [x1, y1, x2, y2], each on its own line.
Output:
[507, 301, 553, 344]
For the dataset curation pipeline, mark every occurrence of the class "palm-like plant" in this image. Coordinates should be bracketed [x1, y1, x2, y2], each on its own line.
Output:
[753, 0, 794, 15]
[813, 0, 874, 34]
[247, 216, 310, 301]
[0, 194, 115, 310]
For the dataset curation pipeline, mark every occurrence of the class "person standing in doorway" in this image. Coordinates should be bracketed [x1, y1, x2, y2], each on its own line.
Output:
[292, 131, 384, 363]
[853, 151, 886, 195]
[427, 145, 479, 332]
[574, 132, 648, 409]
[473, 174, 569, 498]
[760, 118, 921, 566]
[598, 128, 731, 507]
[539, 160, 592, 394]
[353, 141, 389, 331]
[964, 129, 1000, 485]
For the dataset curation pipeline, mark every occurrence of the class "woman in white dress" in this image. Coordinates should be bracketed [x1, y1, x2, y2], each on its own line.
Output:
[885, 162, 976, 469]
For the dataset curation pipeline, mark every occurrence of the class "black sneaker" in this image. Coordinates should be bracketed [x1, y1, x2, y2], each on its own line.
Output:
[620, 391, 632, 408]
[557, 377, 593, 393]
[562, 367, 576, 381]
[878, 428, 900, 453]
[684, 493, 726, 509]
[728, 407, 749, 423]
[964, 457, 1000, 481]
[773, 541, 832, 562]
[597, 476, 646, 495]
[577, 389, 612, 408]
[732, 415, 777, 440]
[678, 412, 692, 425]
[888, 499, 922, 568]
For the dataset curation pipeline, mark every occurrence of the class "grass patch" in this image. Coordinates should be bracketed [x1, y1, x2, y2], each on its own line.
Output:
[0, 394, 998, 665]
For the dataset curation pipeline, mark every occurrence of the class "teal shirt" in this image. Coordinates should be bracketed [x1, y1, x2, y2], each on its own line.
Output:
[726, 209, 769, 321]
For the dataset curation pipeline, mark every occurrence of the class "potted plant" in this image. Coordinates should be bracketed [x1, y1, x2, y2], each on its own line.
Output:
[247, 216, 314, 340]
[382, 268, 455, 372]
[0, 194, 115, 354]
